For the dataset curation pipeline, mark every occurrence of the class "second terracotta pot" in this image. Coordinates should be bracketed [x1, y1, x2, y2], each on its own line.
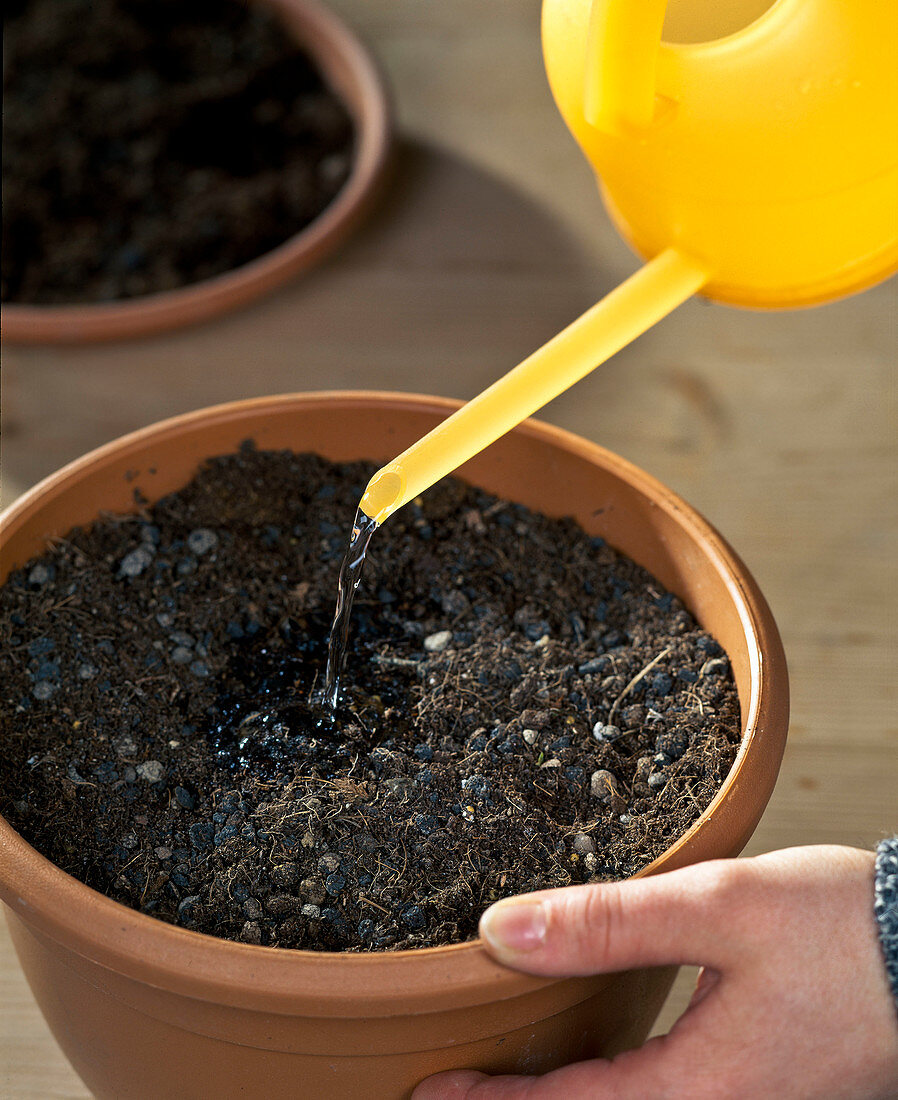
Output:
[0, 392, 789, 1099]
[1, 0, 392, 345]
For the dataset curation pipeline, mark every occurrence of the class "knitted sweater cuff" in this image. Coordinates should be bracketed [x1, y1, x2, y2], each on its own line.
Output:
[874, 837, 898, 1014]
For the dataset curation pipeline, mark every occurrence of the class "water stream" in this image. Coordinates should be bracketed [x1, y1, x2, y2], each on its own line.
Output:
[322, 508, 379, 709]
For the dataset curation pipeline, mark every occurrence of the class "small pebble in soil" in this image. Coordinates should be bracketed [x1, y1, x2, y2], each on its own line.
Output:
[240, 921, 262, 944]
[189, 823, 215, 850]
[187, 529, 218, 556]
[118, 546, 154, 578]
[173, 786, 196, 810]
[177, 896, 201, 923]
[590, 769, 622, 803]
[400, 904, 426, 930]
[423, 630, 452, 653]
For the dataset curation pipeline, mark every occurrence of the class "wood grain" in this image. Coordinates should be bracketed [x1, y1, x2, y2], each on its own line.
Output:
[2, 0, 895, 1094]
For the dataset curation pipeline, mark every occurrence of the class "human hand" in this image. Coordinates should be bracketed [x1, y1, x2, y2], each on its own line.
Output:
[412, 846, 898, 1099]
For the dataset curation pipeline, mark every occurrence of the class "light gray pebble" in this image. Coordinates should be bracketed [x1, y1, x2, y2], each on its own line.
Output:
[635, 756, 654, 783]
[240, 920, 262, 944]
[171, 646, 193, 665]
[77, 663, 98, 680]
[187, 528, 218, 555]
[118, 545, 154, 578]
[648, 772, 667, 789]
[301, 904, 321, 919]
[590, 769, 621, 802]
[170, 631, 195, 648]
[136, 760, 165, 783]
[155, 611, 174, 628]
[28, 563, 52, 586]
[154, 846, 172, 860]
[592, 722, 621, 742]
[32, 681, 57, 701]
[573, 832, 596, 855]
[522, 728, 539, 745]
[423, 630, 452, 653]
[243, 898, 263, 920]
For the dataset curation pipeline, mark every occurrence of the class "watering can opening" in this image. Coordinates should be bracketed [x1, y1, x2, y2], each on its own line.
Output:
[662, 0, 778, 45]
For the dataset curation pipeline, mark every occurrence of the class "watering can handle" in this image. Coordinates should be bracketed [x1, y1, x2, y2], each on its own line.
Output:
[585, 0, 668, 132]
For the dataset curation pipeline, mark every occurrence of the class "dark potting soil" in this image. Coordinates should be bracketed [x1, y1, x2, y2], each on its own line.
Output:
[2, 0, 355, 305]
[0, 447, 741, 952]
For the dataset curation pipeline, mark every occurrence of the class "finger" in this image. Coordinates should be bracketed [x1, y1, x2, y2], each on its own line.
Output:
[411, 1034, 695, 1100]
[410, 1069, 528, 1099]
[479, 858, 745, 976]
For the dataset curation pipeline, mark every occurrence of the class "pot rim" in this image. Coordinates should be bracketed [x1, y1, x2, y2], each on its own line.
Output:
[0, 0, 393, 345]
[0, 391, 788, 1015]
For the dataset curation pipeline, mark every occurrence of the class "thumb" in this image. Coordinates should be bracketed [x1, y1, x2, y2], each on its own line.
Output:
[478, 859, 746, 977]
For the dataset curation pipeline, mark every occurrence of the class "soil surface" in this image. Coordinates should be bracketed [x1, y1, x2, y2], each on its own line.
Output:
[2, 0, 355, 305]
[0, 448, 741, 951]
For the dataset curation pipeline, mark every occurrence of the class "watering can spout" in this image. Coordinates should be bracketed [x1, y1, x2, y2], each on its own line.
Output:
[361, 249, 708, 524]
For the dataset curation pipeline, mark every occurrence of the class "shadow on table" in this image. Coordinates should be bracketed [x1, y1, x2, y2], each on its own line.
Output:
[1, 137, 613, 501]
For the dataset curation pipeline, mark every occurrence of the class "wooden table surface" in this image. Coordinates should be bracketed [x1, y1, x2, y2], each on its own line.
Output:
[2, 1, 896, 1095]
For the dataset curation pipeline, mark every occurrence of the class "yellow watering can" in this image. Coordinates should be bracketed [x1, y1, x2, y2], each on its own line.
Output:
[361, 0, 898, 524]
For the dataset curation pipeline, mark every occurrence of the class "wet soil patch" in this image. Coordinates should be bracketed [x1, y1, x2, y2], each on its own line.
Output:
[0, 447, 740, 951]
[2, 0, 355, 305]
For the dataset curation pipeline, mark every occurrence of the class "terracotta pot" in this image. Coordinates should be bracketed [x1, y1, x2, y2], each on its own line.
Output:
[1, 0, 392, 346]
[0, 392, 789, 1099]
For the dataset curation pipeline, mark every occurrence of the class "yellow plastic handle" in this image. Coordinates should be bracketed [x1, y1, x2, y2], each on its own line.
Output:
[584, 0, 667, 132]
[360, 248, 709, 524]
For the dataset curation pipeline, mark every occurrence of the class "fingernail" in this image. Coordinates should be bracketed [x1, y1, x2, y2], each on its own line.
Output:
[480, 899, 546, 958]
